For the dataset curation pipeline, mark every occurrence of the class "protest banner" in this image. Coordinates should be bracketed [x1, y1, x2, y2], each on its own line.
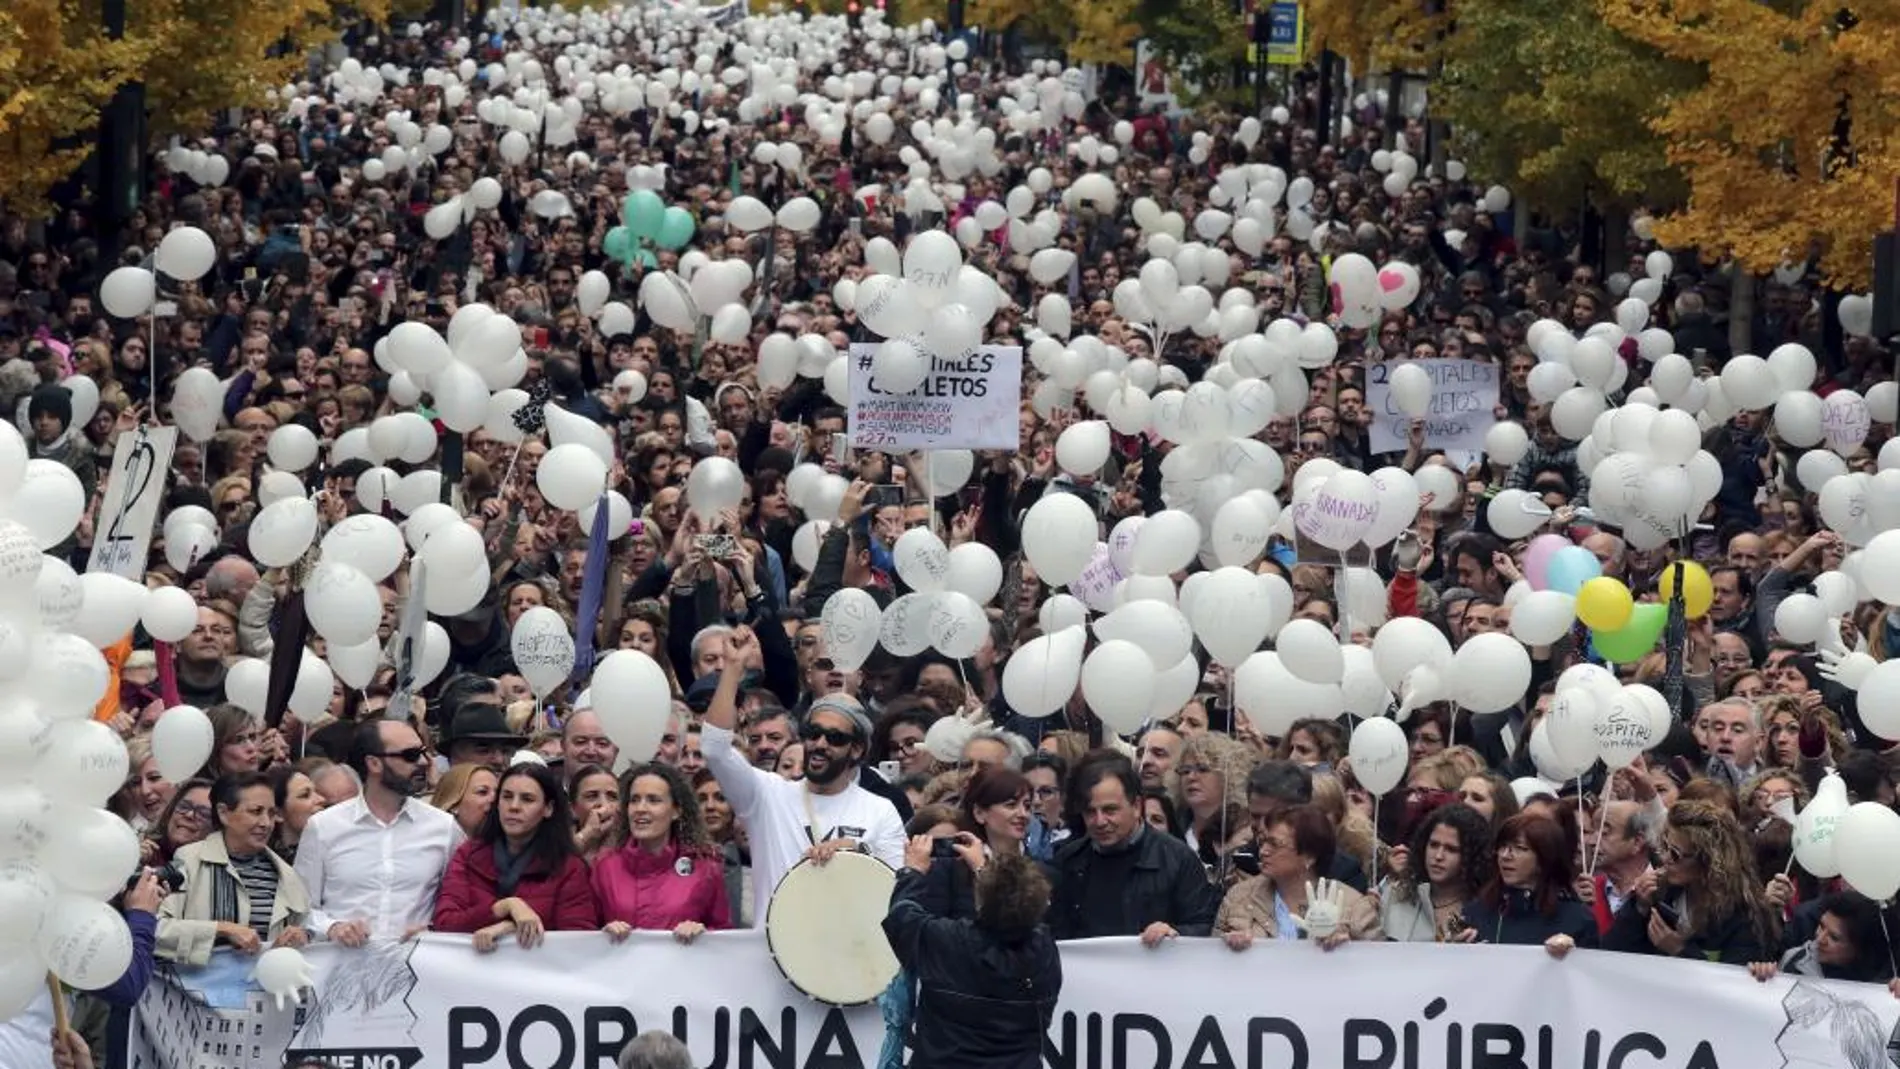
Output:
[1366, 359, 1499, 458]
[131, 933, 1898, 1069]
[846, 343, 1021, 451]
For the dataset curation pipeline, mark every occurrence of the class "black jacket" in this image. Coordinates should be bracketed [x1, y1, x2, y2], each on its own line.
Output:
[1602, 890, 1771, 965]
[883, 869, 1062, 1069]
[1047, 828, 1221, 941]
[1461, 889, 1599, 948]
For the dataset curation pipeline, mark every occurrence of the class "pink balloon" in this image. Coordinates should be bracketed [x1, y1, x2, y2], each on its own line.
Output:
[1523, 534, 1572, 592]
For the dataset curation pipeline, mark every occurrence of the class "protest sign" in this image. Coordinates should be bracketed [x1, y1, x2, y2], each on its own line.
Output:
[1366, 359, 1498, 457]
[87, 425, 178, 578]
[847, 343, 1021, 451]
[132, 933, 1899, 1069]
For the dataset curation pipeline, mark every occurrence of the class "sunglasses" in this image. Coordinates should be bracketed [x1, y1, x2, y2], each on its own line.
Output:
[801, 725, 857, 748]
[811, 659, 836, 672]
[376, 746, 429, 763]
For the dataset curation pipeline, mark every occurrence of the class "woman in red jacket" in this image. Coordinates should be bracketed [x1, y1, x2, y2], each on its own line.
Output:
[434, 763, 601, 951]
[593, 762, 730, 942]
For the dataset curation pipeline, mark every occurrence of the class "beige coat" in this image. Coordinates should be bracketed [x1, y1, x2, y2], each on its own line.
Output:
[157, 835, 309, 965]
[1215, 873, 1382, 941]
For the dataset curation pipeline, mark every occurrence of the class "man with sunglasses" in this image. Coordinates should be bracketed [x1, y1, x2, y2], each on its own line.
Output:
[294, 720, 462, 948]
[701, 626, 906, 923]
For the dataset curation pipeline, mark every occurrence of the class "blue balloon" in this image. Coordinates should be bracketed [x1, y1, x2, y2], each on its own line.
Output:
[1546, 545, 1603, 596]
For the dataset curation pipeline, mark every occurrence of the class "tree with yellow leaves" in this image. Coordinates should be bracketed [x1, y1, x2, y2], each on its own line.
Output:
[116, 0, 402, 139]
[1067, 0, 1141, 65]
[1302, 0, 1448, 73]
[1601, 0, 1900, 287]
[0, 0, 154, 216]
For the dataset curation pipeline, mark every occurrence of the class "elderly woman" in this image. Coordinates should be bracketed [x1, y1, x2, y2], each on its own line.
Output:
[157, 772, 311, 964]
[1217, 804, 1381, 949]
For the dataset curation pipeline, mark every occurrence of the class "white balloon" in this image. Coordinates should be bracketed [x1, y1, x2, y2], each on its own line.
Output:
[1081, 639, 1156, 734]
[1835, 802, 1900, 900]
[1002, 628, 1084, 719]
[537, 443, 608, 511]
[1450, 633, 1532, 714]
[588, 650, 675, 762]
[1021, 494, 1099, 586]
[149, 704, 213, 783]
[249, 497, 319, 567]
[511, 606, 576, 698]
[1348, 717, 1409, 795]
[33, 720, 127, 807]
[38, 897, 132, 987]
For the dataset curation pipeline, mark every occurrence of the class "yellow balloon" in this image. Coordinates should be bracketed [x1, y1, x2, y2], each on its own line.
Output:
[1575, 577, 1634, 632]
[1659, 561, 1714, 620]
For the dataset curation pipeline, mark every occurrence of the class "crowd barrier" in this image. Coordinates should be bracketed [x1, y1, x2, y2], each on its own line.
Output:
[129, 932, 1897, 1069]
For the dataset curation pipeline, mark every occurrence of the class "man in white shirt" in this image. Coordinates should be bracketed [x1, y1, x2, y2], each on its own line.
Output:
[702, 625, 906, 921]
[294, 719, 463, 945]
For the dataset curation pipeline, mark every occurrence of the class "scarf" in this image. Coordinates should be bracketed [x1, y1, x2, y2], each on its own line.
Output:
[493, 841, 535, 898]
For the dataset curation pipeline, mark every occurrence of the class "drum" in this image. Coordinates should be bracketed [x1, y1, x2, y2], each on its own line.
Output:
[764, 851, 900, 1006]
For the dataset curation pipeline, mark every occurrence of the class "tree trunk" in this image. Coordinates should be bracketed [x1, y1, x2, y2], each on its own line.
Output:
[1728, 263, 1754, 357]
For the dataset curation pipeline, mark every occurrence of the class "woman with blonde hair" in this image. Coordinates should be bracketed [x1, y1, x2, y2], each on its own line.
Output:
[431, 763, 500, 839]
[1607, 800, 1779, 964]
[1172, 733, 1256, 884]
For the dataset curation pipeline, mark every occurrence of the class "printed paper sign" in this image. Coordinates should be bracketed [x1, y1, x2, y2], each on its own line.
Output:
[847, 343, 1022, 451]
[1366, 358, 1499, 456]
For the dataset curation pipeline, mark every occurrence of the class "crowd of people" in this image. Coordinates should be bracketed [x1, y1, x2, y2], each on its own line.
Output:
[2, 1, 1899, 1067]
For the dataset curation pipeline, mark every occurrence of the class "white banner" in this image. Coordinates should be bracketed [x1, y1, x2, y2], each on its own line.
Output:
[1366, 358, 1498, 458]
[130, 934, 1899, 1069]
[846, 344, 1021, 452]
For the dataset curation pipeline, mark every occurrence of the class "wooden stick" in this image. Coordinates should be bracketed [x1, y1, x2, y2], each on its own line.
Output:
[46, 973, 67, 1033]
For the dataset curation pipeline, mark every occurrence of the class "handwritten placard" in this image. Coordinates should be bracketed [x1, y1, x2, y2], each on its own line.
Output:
[89, 426, 179, 578]
[847, 344, 1022, 451]
[1366, 359, 1498, 456]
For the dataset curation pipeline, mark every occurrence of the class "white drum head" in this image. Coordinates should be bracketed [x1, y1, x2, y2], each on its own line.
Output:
[764, 851, 899, 1006]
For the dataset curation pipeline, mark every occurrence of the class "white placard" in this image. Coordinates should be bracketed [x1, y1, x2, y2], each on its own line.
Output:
[846, 343, 1021, 451]
[1366, 358, 1499, 456]
[87, 425, 178, 578]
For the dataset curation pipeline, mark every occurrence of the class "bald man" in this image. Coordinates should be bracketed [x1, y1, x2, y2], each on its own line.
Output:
[205, 556, 259, 606]
[1727, 532, 1766, 577]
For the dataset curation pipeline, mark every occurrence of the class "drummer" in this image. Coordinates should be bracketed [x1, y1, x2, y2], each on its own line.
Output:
[701, 626, 908, 921]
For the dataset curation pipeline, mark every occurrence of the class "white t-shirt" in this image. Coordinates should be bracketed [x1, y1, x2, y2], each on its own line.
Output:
[702, 722, 907, 922]
[0, 988, 56, 1069]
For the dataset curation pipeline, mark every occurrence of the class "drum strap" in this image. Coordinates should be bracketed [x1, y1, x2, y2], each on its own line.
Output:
[803, 785, 825, 846]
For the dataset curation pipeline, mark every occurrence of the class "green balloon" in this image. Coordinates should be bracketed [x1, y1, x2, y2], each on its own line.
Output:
[604, 226, 632, 263]
[1590, 602, 1668, 664]
[656, 206, 697, 250]
[634, 247, 659, 269]
[623, 189, 666, 239]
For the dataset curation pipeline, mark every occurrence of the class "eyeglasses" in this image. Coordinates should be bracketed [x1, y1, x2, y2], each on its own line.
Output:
[1177, 763, 1212, 776]
[1662, 840, 1690, 863]
[801, 725, 857, 747]
[376, 746, 429, 763]
[895, 738, 922, 753]
[175, 801, 212, 822]
[1031, 785, 1060, 799]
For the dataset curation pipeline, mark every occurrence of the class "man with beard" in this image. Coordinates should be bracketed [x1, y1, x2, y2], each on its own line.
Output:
[294, 720, 463, 946]
[702, 626, 906, 922]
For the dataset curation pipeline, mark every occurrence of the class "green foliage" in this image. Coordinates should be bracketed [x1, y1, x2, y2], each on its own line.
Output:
[1437, 0, 1698, 212]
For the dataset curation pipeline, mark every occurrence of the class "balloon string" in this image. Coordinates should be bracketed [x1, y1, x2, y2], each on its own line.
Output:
[498, 440, 527, 503]
[1882, 906, 1898, 980]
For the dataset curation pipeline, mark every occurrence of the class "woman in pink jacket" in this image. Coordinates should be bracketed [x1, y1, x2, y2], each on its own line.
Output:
[593, 762, 731, 942]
